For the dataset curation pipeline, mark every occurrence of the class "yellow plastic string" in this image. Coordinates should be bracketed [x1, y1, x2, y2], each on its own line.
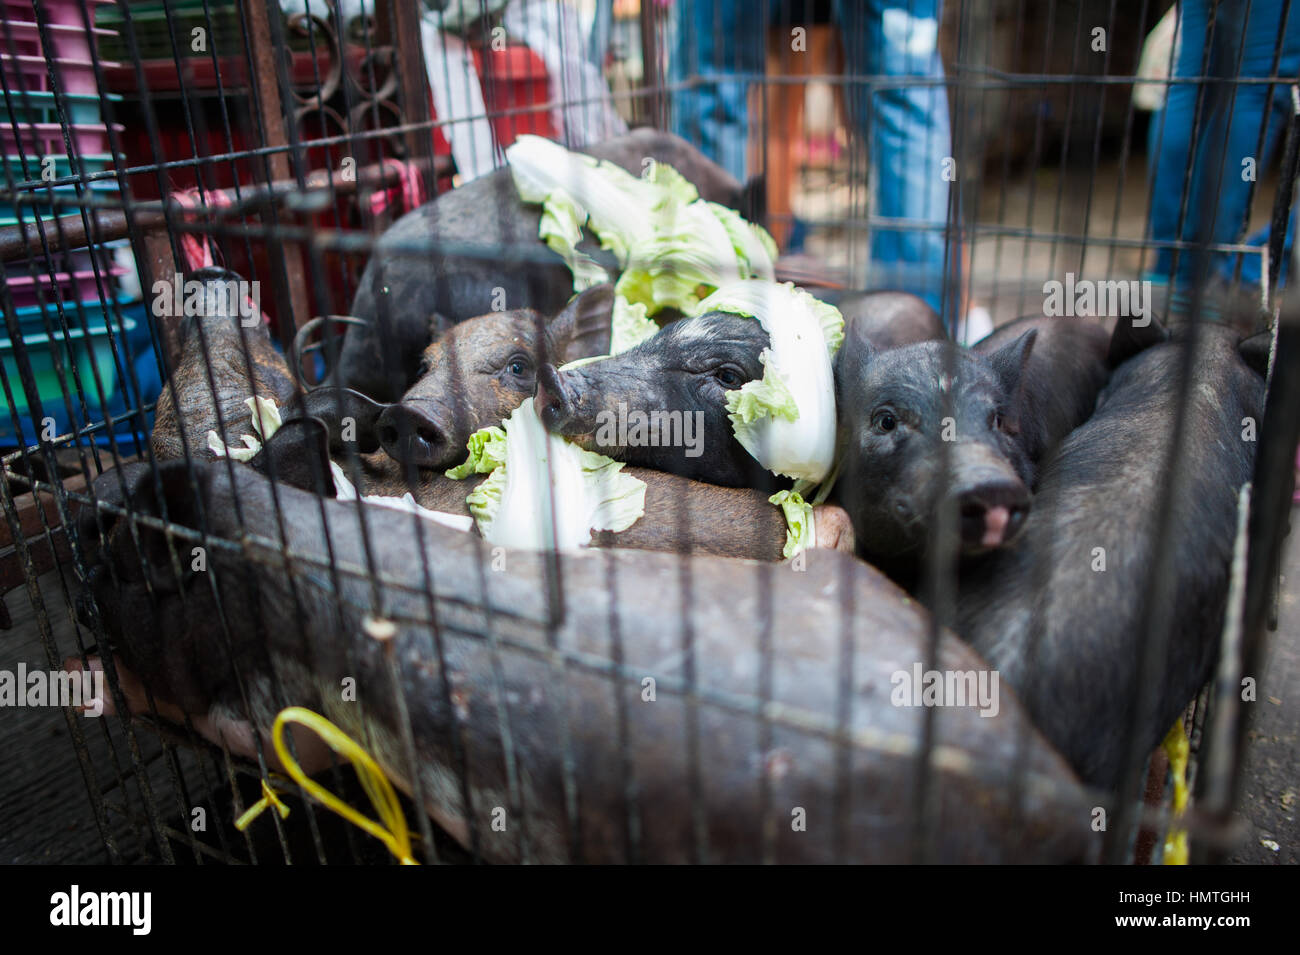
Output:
[1161, 720, 1190, 865]
[234, 777, 291, 830]
[236, 706, 418, 865]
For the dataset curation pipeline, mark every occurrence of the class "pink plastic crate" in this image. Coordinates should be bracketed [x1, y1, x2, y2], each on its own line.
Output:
[0, 54, 116, 95]
[5, 247, 119, 281]
[0, 121, 123, 156]
[5, 266, 129, 309]
[0, 53, 54, 93]
[1, 21, 116, 62]
[0, 21, 42, 57]
[1, 1, 36, 23]
[38, 0, 117, 28]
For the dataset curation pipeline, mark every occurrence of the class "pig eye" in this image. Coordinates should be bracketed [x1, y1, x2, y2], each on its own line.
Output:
[713, 365, 744, 388]
[503, 353, 532, 378]
[872, 409, 898, 433]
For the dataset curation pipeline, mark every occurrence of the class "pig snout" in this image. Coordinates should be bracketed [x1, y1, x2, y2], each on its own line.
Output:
[378, 402, 454, 469]
[950, 472, 1029, 553]
[535, 363, 583, 435]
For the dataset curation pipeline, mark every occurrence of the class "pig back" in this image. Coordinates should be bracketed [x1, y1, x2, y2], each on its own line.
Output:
[958, 330, 1264, 789]
[86, 460, 1095, 863]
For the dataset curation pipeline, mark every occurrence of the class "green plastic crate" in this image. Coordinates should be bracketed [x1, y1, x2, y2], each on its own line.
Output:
[0, 312, 137, 417]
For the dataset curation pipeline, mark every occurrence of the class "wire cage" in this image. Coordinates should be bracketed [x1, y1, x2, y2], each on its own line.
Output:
[1, 0, 1296, 866]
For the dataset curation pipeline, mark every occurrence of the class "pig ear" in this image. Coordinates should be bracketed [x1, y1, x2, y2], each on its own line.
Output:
[428, 311, 455, 341]
[84, 461, 212, 595]
[1107, 315, 1168, 368]
[247, 418, 337, 497]
[988, 328, 1037, 401]
[289, 386, 386, 454]
[832, 320, 876, 407]
[1238, 329, 1272, 378]
[549, 283, 615, 363]
[835, 313, 877, 374]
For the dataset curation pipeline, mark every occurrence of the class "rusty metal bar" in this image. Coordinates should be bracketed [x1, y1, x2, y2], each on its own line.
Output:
[639, 0, 664, 127]
[238, 0, 310, 330]
[388, 0, 436, 199]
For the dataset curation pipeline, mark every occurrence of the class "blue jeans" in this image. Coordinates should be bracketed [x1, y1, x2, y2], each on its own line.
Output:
[670, 0, 952, 313]
[1146, 0, 1300, 292]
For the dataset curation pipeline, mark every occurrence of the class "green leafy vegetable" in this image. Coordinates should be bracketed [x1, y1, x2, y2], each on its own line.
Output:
[506, 135, 778, 320]
[207, 395, 282, 462]
[445, 426, 507, 479]
[608, 295, 660, 354]
[769, 490, 816, 559]
[460, 399, 647, 550]
[700, 280, 845, 483]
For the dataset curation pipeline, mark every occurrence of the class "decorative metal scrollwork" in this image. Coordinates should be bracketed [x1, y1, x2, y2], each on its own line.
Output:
[282, 10, 407, 165]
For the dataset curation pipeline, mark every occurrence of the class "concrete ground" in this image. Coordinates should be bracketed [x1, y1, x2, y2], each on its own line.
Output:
[1225, 527, 1300, 864]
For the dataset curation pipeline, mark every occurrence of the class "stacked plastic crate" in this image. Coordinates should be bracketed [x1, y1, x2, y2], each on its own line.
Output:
[0, 0, 158, 453]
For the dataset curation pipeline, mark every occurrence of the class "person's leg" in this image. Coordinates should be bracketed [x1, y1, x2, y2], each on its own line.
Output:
[588, 0, 614, 68]
[836, 0, 951, 313]
[1211, 0, 1300, 291]
[1173, 0, 1300, 295]
[1146, 0, 1210, 282]
[670, 0, 767, 183]
[1219, 206, 1297, 289]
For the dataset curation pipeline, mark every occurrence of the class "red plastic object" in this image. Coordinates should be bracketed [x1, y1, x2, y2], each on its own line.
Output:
[421, 43, 555, 192]
[471, 43, 557, 149]
[95, 37, 555, 331]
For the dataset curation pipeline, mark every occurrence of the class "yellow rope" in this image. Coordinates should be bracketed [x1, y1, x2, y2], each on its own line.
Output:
[234, 777, 291, 830]
[234, 706, 418, 865]
[1161, 720, 1190, 865]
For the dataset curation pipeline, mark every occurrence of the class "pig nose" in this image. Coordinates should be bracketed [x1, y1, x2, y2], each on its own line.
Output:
[953, 480, 1030, 552]
[535, 363, 576, 433]
[377, 403, 451, 469]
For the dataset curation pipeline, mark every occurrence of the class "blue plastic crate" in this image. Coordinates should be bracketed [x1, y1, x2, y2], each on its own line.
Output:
[0, 301, 162, 451]
[0, 177, 120, 227]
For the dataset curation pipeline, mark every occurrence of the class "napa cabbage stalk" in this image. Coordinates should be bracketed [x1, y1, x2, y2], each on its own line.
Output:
[506, 135, 694, 282]
[453, 398, 647, 551]
[608, 295, 658, 354]
[505, 135, 778, 327]
[698, 280, 844, 485]
[208, 395, 473, 531]
[769, 490, 817, 559]
[207, 395, 283, 461]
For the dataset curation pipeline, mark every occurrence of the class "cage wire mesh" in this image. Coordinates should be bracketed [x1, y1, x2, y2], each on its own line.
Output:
[0, 0, 1295, 865]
